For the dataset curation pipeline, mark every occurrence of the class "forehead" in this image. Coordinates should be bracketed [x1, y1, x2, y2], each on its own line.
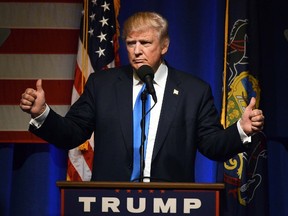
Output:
[125, 28, 159, 41]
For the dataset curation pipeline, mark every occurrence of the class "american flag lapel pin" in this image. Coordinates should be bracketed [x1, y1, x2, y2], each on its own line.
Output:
[173, 89, 179, 95]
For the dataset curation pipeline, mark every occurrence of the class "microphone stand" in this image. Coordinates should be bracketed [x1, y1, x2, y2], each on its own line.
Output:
[139, 89, 148, 182]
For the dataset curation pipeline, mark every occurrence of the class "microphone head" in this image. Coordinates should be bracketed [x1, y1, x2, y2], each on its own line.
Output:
[136, 65, 154, 82]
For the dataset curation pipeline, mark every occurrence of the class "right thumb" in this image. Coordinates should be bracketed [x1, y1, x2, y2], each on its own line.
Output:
[36, 79, 43, 91]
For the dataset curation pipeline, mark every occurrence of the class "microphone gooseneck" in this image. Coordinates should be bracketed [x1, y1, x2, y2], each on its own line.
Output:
[136, 65, 157, 103]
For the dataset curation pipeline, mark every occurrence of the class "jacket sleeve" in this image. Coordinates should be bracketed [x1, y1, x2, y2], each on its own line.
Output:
[29, 75, 97, 149]
[196, 84, 246, 161]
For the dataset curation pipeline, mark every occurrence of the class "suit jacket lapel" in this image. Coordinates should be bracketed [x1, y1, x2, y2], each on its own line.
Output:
[152, 68, 182, 161]
[115, 66, 134, 160]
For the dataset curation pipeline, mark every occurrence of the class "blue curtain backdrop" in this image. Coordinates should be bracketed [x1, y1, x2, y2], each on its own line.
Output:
[1, 0, 288, 215]
[260, 0, 288, 215]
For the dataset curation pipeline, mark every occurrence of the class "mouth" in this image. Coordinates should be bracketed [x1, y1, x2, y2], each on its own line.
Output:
[132, 60, 147, 69]
[133, 59, 146, 64]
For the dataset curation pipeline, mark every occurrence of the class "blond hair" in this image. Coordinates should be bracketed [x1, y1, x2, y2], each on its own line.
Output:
[122, 12, 169, 42]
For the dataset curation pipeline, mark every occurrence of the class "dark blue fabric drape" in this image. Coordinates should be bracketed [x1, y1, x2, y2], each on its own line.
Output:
[0, 144, 67, 216]
[1, 0, 288, 215]
[260, 0, 288, 215]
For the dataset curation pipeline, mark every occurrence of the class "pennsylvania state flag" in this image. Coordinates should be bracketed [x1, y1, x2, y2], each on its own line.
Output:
[221, 0, 269, 215]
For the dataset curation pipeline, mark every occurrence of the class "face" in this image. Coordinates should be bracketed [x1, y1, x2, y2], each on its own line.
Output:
[125, 28, 169, 72]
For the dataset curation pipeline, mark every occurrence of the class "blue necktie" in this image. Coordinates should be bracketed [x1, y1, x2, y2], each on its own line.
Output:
[131, 84, 151, 181]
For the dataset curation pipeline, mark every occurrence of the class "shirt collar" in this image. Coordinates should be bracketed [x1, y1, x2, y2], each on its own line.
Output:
[133, 63, 168, 88]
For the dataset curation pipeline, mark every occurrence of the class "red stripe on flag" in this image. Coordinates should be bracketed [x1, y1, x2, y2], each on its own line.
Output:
[73, 62, 86, 96]
[0, 79, 73, 105]
[0, 29, 79, 54]
[0, 131, 47, 143]
[82, 141, 94, 171]
[67, 158, 83, 181]
[0, 0, 82, 3]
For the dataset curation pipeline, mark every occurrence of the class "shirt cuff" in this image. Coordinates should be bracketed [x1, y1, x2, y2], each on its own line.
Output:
[29, 104, 50, 129]
[237, 120, 251, 144]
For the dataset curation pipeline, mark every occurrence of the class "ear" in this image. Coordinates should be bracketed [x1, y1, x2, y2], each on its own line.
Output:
[161, 38, 170, 55]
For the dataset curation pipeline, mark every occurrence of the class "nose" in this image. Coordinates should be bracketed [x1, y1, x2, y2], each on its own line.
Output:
[134, 42, 142, 55]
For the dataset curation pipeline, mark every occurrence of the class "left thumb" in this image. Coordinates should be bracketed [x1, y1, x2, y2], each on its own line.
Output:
[247, 97, 256, 110]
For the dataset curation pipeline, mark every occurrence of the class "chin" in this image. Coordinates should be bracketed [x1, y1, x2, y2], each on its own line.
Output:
[132, 63, 146, 70]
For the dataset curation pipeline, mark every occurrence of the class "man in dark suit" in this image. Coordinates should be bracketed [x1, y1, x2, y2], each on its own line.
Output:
[19, 12, 265, 182]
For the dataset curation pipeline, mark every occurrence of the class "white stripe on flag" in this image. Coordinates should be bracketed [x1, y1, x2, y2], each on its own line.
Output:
[0, 2, 82, 29]
[0, 105, 70, 131]
[75, 41, 94, 81]
[0, 54, 76, 80]
[68, 133, 95, 181]
[71, 86, 80, 105]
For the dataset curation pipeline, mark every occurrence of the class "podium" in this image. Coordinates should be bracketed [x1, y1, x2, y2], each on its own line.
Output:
[57, 181, 224, 216]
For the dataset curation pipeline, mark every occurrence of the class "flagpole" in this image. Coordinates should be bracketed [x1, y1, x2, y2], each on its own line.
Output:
[221, 0, 230, 128]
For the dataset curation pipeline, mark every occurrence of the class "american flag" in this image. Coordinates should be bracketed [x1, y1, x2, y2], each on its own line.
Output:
[67, 0, 121, 181]
[0, 0, 82, 143]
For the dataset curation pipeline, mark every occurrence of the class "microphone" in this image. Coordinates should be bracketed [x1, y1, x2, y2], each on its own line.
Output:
[136, 65, 157, 103]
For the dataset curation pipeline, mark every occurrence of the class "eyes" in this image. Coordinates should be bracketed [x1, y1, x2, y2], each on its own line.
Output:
[126, 40, 152, 48]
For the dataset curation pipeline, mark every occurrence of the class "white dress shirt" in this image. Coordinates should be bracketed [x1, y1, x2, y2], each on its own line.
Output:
[133, 63, 168, 181]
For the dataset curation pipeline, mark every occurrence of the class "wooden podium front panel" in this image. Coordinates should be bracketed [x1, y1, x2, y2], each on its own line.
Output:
[57, 181, 224, 216]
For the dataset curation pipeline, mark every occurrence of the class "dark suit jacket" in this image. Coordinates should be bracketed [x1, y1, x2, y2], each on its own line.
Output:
[30, 65, 246, 182]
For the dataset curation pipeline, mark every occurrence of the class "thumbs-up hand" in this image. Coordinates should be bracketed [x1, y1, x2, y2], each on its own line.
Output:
[240, 97, 265, 135]
[20, 79, 46, 118]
